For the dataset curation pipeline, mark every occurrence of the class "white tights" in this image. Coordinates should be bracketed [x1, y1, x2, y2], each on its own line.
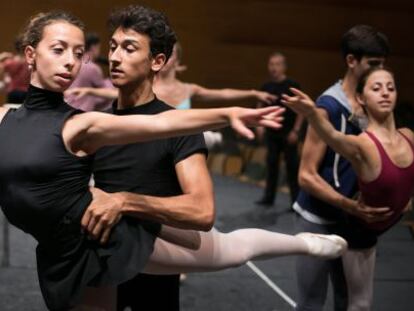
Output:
[144, 226, 309, 274]
[342, 247, 376, 311]
[77, 226, 310, 310]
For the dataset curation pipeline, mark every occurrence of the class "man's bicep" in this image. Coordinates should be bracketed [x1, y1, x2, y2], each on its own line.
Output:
[175, 153, 213, 195]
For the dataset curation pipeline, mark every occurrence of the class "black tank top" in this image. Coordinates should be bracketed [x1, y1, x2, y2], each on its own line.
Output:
[0, 84, 92, 242]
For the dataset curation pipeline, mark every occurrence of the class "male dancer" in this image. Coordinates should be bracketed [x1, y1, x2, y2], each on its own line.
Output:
[90, 6, 209, 310]
[256, 52, 303, 206]
[293, 25, 390, 311]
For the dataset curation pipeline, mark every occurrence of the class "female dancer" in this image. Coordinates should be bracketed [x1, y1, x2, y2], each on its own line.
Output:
[282, 67, 414, 310]
[0, 10, 346, 310]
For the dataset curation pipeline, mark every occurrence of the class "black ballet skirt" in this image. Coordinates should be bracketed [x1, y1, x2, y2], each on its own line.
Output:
[0, 85, 160, 310]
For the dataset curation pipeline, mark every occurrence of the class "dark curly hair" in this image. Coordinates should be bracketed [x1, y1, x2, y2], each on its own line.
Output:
[108, 5, 177, 61]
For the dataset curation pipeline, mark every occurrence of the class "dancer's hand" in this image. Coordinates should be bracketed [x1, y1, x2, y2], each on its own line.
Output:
[254, 91, 277, 105]
[65, 87, 90, 99]
[287, 130, 299, 145]
[229, 106, 284, 140]
[0, 52, 13, 62]
[81, 187, 123, 244]
[348, 197, 393, 223]
[281, 88, 317, 117]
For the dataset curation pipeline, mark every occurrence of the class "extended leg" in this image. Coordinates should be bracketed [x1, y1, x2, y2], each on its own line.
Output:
[143, 227, 346, 274]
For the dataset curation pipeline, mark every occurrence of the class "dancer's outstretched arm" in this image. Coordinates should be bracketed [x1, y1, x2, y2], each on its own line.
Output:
[190, 83, 277, 105]
[63, 106, 284, 155]
[65, 87, 118, 100]
[282, 88, 363, 167]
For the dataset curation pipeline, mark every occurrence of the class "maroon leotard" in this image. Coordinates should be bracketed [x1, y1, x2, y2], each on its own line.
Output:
[359, 130, 414, 231]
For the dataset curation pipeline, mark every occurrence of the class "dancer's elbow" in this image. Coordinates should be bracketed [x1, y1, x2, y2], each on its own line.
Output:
[298, 170, 317, 192]
[197, 200, 215, 231]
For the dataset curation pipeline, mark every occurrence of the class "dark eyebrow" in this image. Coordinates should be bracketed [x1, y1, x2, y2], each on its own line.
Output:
[122, 39, 139, 47]
[51, 40, 84, 49]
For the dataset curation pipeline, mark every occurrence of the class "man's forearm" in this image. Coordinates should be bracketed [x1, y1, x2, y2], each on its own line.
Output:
[300, 172, 356, 214]
[118, 191, 215, 231]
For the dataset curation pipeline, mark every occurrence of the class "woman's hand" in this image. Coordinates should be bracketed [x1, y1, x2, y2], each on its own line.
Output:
[228, 106, 285, 140]
[254, 90, 277, 105]
[65, 87, 91, 99]
[281, 88, 317, 117]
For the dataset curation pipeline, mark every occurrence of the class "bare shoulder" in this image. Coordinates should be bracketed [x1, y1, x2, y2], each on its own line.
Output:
[399, 127, 414, 143]
[357, 131, 376, 148]
[0, 106, 10, 124]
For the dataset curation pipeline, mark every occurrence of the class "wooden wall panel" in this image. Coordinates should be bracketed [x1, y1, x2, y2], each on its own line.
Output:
[1, 0, 413, 105]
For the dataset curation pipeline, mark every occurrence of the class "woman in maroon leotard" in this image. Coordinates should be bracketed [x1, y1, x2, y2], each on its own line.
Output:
[282, 66, 414, 311]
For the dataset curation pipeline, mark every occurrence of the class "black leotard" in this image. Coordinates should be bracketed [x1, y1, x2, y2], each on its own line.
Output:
[0, 85, 159, 310]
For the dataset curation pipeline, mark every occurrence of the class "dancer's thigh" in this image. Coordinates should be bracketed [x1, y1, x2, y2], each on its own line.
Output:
[73, 287, 117, 311]
[158, 225, 201, 250]
[342, 247, 376, 311]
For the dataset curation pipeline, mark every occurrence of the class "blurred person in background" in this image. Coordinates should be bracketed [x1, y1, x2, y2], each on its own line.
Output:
[0, 37, 30, 103]
[255, 52, 304, 207]
[65, 32, 114, 111]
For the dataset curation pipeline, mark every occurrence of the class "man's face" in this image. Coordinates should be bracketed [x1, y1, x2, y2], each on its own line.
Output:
[351, 55, 386, 79]
[108, 27, 154, 88]
[267, 55, 286, 80]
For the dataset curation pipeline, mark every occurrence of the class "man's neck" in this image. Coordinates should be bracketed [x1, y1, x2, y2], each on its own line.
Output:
[341, 71, 359, 111]
[118, 79, 155, 109]
[271, 74, 287, 83]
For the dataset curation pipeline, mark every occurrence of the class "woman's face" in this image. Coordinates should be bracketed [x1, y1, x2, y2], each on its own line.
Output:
[26, 21, 85, 92]
[360, 70, 397, 118]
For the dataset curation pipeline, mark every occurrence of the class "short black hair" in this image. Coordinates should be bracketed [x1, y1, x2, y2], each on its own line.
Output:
[108, 5, 176, 61]
[341, 25, 390, 60]
[85, 32, 100, 51]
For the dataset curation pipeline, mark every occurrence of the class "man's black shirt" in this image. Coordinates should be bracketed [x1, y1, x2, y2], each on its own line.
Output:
[93, 98, 207, 196]
[92, 97, 207, 311]
[261, 78, 300, 137]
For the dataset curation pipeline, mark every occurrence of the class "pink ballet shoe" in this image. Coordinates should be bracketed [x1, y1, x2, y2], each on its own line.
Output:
[296, 233, 348, 259]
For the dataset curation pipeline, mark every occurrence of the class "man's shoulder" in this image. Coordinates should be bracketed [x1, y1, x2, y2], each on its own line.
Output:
[316, 81, 348, 110]
[285, 78, 300, 87]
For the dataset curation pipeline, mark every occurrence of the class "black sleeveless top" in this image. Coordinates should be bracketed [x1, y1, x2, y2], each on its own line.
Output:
[0, 85, 159, 310]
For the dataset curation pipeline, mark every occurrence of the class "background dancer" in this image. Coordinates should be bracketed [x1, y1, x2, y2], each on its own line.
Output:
[291, 24, 390, 311]
[283, 66, 414, 311]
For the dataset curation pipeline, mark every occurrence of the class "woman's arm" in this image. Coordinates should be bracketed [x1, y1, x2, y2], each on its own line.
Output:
[63, 105, 285, 155]
[0, 107, 10, 122]
[281, 88, 363, 165]
[65, 87, 118, 100]
[190, 84, 277, 105]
